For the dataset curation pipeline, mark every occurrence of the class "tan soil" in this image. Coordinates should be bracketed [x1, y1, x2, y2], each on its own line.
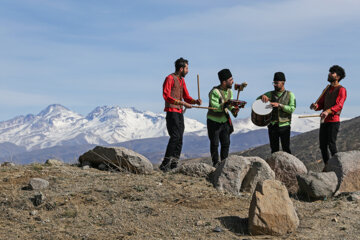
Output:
[0, 163, 359, 240]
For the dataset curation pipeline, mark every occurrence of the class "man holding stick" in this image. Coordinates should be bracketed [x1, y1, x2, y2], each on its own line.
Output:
[310, 65, 347, 167]
[207, 69, 239, 167]
[160, 57, 202, 172]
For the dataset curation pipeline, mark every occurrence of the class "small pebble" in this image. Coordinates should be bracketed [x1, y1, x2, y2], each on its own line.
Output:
[213, 226, 222, 232]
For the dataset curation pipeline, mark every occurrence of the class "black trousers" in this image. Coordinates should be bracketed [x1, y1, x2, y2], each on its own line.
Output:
[268, 124, 291, 154]
[207, 119, 231, 166]
[164, 112, 184, 160]
[319, 122, 340, 164]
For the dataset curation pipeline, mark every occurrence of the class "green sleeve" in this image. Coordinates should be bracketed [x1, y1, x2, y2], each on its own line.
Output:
[281, 92, 296, 113]
[209, 89, 223, 112]
[257, 91, 272, 100]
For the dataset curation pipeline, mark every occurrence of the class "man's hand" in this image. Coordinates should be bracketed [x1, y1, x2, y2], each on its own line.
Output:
[310, 103, 318, 110]
[270, 102, 280, 107]
[231, 107, 239, 117]
[320, 110, 330, 119]
[223, 100, 230, 108]
[261, 95, 269, 103]
[182, 102, 192, 108]
[195, 99, 202, 105]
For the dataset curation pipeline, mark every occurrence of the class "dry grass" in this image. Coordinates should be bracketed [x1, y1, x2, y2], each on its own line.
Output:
[0, 163, 359, 239]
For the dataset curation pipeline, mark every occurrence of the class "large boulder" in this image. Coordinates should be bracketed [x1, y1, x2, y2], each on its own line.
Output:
[240, 157, 275, 194]
[249, 179, 299, 236]
[78, 146, 153, 174]
[211, 155, 251, 195]
[297, 171, 338, 200]
[174, 163, 215, 178]
[266, 151, 307, 194]
[324, 151, 360, 194]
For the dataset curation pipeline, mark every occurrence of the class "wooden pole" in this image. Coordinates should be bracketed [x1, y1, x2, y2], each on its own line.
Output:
[298, 115, 321, 118]
[197, 74, 200, 102]
[315, 84, 330, 104]
[192, 106, 216, 110]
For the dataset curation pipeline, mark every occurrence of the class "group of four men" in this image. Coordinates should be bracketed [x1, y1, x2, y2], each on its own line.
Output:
[160, 57, 347, 172]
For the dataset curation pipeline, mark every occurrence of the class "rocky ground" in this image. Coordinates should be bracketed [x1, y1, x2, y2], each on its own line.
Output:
[0, 163, 360, 240]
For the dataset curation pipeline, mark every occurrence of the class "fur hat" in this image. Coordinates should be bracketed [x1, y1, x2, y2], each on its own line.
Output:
[218, 69, 232, 82]
[273, 72, 286, 82]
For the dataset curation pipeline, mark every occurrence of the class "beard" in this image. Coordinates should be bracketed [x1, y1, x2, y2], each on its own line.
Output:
[180, 71, 187, 78]
[328, 75, 336, 83]
[274, 86, 281, 91]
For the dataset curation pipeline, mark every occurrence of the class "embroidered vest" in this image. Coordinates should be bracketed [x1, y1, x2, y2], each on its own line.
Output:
[323, 85, 342, 115]
[271, 90, 292, 123]
[165, 74, 183, 110]
[207, 85, 231, 118]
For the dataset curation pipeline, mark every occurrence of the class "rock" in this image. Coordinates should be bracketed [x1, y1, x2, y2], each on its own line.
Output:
[1, 162, 15, 167]
[196, 220, 207, 226]
[29, 178, 49, 190]
[82, 165, 90, 170]
[266, 151, 307, 194]
[30, 210, 38, 216]
[211, 155, 251, 195]
[174, 163, 215, 178]
[213, 226, 222, 232]
[45, 159, 64, 166]
[98, 163, 107, 170]
[297, 171, 338, 200]
[347, 191, 360, 201]
[324, 151, 360, 194]
[78, 146, 153, 174]
[32, 192, 46, 206]
[249, 179, 299, 236]
[240, 157, 275, 194]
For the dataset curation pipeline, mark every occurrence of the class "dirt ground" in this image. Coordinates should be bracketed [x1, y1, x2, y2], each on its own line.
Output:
[0, 163, 359, 240]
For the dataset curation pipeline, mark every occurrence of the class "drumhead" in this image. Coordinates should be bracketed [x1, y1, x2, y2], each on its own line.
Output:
[252, 99, 273, 115]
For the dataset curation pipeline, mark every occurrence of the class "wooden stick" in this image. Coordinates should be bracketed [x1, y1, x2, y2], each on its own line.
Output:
[191, 106, 216, 110]
[197, 74, 200, 101]
[315, 84, 330, 104]
[298, 114, 321, 118]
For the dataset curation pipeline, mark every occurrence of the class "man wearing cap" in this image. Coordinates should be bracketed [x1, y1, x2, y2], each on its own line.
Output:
[207, 69, 240, 167]
[258, 72, 296, 154]
[160, 57, 202, 172]
[310, 65, 347, 167]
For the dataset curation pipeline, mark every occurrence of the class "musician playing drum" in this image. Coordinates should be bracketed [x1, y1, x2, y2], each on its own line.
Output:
[257, 72, 296, 154]
[310, 65, 347, 168]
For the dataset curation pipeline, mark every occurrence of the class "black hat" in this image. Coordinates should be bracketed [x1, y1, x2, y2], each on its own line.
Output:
[274, 72, 286, 82]
[218, 69, 232, 82]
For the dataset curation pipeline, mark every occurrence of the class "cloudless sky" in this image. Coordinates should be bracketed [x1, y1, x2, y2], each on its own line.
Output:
[0, 0, 359, 123]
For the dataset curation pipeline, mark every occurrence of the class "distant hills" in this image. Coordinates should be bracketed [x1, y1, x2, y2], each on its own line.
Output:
[0, 104, 330, 164]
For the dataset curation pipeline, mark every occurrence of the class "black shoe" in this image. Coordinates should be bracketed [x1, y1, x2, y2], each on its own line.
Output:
[170, 157, 179, 169]
[159, 158, 171, 172]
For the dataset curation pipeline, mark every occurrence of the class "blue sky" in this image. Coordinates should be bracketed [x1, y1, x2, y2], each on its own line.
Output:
[0, 0, 359, 123]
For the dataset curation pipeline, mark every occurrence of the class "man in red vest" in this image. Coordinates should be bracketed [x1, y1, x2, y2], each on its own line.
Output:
[310, 65, 347, 167]
[160, 57, 202, 172]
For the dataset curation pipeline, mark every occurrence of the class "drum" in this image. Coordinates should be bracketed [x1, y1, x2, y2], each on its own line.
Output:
[251, 99, 273, 126]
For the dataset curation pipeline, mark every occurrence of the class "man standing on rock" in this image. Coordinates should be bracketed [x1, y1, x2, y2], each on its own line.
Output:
[207, 69, 240, 167]
[258, 72, 296, 154]
[160, 57, 202, 172]
[310, 65, 347, 166]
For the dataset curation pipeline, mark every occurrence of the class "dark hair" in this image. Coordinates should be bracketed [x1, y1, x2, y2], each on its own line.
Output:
[329, 65, 346, 81]
[175, 58, 188, 71]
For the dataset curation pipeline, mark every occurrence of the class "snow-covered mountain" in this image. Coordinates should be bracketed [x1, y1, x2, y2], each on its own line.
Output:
[0, 104, 205, 150]
[0, 104, 336, 151]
